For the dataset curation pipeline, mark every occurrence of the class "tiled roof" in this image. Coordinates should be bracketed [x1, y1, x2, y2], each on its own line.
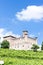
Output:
[3, 35, 16, 38]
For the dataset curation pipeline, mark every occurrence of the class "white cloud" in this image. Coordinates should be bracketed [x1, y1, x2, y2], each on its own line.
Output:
[29, 34, 35, 37]
[0, 29, 4, 34]
[0, 28, 5, 37]
[0, 28, 6, 42]
[38, 32, 40, 36]
[0, 28, 20, 37]
[4, 31, 20, 38]
[0, 28, 20, 42]
[16, 5, 43, 21]
[0, 28, 20, 38]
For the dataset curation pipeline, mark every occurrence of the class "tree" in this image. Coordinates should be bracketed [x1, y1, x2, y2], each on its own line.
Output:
[1, 40, 9, 48]
[41, 42, 43, 50]
[31, 44, 39, 52]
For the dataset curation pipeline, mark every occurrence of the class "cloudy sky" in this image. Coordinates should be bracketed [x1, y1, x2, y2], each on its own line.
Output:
[0, 0, 43, 45]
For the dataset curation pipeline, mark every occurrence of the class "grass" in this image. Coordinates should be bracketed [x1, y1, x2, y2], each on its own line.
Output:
[0, 49, 43, 65]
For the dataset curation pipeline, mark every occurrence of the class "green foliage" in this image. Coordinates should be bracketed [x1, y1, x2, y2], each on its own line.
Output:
[41, 41, 43, 50]
[0, 49, 43, 65]
[1, 40, 9, 48]
[31, 44, 39, 52]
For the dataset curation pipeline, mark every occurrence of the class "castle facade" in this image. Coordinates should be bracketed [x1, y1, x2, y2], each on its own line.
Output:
[3, 31, 37, 50]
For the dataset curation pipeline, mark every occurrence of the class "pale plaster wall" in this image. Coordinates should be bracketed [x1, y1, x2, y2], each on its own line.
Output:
[3, 36, 37, 50]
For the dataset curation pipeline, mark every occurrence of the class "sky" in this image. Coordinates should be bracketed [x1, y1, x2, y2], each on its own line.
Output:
[0, 0, 43, 45]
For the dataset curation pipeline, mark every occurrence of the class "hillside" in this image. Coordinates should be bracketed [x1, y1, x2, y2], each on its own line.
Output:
[0, 49, 43, 65]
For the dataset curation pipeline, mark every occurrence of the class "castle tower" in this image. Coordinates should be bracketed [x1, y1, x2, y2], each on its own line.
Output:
[23, 30, 28, 38]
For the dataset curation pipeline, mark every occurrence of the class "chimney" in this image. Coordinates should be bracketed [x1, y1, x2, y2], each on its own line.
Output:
[23, 30, 28, 38]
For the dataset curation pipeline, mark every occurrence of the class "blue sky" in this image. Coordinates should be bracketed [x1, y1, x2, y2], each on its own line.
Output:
[0, 0, 43, 45]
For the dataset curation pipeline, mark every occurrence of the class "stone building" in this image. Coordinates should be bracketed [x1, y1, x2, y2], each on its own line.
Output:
[3, 31, 37, 50]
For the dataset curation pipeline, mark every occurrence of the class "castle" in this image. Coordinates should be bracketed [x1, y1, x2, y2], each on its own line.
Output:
[3, 31, 37, 50]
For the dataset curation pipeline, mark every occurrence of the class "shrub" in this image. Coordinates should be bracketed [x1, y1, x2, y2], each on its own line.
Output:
[1, 40, 9, 48]
[41, 42, 43, 50]
[31, 44, 39, 52]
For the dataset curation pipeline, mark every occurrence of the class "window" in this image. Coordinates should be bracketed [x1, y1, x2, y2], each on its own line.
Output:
[28, 46, 29, 48]
[17, 45, 19, 48]
[23, 45, 24, 47]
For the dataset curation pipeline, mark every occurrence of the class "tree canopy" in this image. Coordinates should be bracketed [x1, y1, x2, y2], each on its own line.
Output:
[41, 42, 43, 50]
[31, 44, 39, 52]
[1, 40, 9, 48]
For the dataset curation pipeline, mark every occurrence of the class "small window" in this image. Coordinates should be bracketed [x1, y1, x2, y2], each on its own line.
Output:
[23, 45, 24, 47]
[28, 46, 29, 48]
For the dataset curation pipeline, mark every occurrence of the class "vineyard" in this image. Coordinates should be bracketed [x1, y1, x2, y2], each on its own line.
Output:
[0, 49, 43, 65]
